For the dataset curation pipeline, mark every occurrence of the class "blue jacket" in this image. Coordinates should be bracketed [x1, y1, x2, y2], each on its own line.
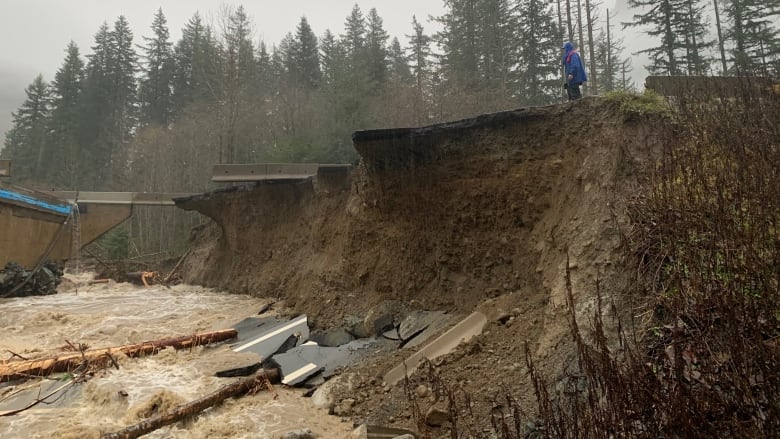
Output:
[562, 42, 587, 84]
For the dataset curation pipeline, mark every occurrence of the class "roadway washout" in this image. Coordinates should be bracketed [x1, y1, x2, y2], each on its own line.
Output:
[175, 97, 669, 428]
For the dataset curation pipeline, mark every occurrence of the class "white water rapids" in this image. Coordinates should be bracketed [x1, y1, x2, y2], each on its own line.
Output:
[0, 273, 351, 438]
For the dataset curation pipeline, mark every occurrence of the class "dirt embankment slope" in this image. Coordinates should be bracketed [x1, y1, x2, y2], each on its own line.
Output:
[176, 97, 667, 425]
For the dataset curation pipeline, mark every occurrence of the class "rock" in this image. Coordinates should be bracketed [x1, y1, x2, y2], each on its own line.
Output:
[350, 425, 417, 439]
[333, 398, 356, 416]
[311, 328, 355, 347]
[273, 428, 316, 439]
[349, 425, 368, 439]
[346, 316, 372, 339]
[496, 311, 512, 324]
[415, 384, 430, 398]
[425, 404, 450, 427]
[257, 302, 273, 315]
[311, 379, 337, 409]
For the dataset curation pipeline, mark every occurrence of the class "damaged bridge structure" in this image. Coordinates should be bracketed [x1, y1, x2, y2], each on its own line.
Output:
[0, 162, 351, 296]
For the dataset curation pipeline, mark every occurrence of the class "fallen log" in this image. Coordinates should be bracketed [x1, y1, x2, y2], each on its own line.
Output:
[163, 247, 191, 284]
[101, 368, 280, 439]
[0, 329, 237, 382]
[88, 279, 110, 285]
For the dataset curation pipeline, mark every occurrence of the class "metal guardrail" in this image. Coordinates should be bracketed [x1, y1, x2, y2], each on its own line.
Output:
[50, 192, 196, 206]
[212, 163, 351, 182]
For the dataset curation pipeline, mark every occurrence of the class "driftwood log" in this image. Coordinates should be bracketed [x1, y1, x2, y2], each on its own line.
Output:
[0, 329, 237, 382]
[101, 368, 280, 439]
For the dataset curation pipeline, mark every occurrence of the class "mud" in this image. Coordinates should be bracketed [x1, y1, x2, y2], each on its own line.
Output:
[175, 98, 669, 432]
[0, 274, 351, 438]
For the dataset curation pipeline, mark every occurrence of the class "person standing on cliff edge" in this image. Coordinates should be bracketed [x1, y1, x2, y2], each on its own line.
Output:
[562, 41, 587, 100]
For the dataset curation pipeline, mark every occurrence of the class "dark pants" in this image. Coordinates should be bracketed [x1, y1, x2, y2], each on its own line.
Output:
[567, 81, 582, 100]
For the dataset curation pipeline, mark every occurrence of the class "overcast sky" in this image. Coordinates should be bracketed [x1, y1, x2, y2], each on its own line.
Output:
[0, 0, 633, 141]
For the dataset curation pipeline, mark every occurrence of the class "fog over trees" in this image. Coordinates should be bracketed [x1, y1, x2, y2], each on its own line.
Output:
[2, 1, 777, 255]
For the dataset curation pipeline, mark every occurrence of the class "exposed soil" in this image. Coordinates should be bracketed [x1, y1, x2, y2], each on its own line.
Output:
[177, 97, 668, 434]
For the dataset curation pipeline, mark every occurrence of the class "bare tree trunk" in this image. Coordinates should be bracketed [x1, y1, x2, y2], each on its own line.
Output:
[607, 10, 613, 91]
[565, 0, 574, 42]
[101, 368, 280, 439]
[0, 330, 237, 382]
[713, 0, 728, 74]
[576, 0, 586, 94]
[585, 0, 598, 94]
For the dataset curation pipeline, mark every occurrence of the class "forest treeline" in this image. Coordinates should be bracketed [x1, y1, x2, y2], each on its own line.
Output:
[1, 1, 778, 256]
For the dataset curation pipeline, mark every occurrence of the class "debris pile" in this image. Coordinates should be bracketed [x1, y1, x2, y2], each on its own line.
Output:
[0, 261, 62, 298]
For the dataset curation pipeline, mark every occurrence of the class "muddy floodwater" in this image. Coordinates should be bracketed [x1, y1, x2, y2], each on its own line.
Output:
[0, 274, 352, 438]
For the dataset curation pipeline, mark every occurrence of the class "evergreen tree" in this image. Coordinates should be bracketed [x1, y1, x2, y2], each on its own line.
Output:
[388, 37, 412, 83]
[365, 8, 389, 87]
[139, 8, 174, 125]
[623, 0, 712, 75]
[320, 30, 345, 86]
[1, 75, 51, 182]
[217, 5, 256, 163]
[725, 0, 780, 74]
[681, 0, 714, 75]
[291, 16, 321, 89]
[172, 13, 219, 111]
[594, 19, 633, 91]
[107, 15, 138, 139]
[79, 22, 113, 188]
[516, 0, 561, 106]
[479, 0, 515, 91]
[49, 41, 85, 187]
[343, 4, 367, 67]
[78, 17, 138, 189]
[434, 0, 481, 90]
[408, 15, 432, 120]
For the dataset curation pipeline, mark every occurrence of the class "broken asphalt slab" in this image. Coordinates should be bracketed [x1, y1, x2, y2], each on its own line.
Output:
[270, 339, 383, 386]
[231, 315, 309, 360]
[384, 311, 487, 386]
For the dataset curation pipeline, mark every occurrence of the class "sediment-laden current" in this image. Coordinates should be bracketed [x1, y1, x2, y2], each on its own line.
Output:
[0, 273, 350, 438]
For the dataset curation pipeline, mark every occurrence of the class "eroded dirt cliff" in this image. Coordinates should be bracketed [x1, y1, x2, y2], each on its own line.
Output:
[176, 97, 668, 430]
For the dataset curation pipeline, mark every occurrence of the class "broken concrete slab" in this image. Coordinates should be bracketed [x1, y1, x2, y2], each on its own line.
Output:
[232, 315, 309, 360]
[349, 424, 417, 439]
[384, 312, 487, 386]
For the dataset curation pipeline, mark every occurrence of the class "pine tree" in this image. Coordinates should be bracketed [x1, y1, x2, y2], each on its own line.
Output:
[49, 41, 85, 187]
[516, 0, 562, 106]
[725, 0, 780, 74]
[2, 75, 51, 182]
[139, 8, 174, 125]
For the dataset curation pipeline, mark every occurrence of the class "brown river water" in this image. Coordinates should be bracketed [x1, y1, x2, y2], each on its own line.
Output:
[0, 273, 351, 438]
